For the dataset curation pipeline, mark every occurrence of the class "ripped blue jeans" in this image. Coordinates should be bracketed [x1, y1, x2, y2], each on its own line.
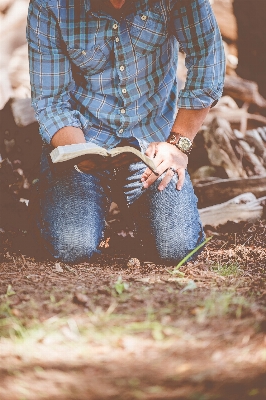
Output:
[36, 141, 204, 264]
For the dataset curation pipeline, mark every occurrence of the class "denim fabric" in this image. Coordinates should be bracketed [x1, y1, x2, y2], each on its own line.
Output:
[36, 145, 204, 264]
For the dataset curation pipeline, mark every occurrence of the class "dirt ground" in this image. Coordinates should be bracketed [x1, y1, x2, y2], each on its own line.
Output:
[0, 220, 265, 400]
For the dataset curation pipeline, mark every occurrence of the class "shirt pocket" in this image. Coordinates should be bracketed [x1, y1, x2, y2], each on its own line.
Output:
[67, 46, 109, 75]
[129, 10, 167, 56]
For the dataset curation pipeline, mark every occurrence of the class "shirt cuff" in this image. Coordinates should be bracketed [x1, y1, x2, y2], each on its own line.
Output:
[177, 86, 223, 109]
[37, 110, 90, 144]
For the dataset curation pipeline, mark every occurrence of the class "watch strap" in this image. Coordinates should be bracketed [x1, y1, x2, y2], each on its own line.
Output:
[167, 132, 193, 155]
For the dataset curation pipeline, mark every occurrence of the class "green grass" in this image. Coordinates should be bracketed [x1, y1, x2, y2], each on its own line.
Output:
[170, 237, 212, 275]
[0, 301, 27, 339]
[210, 261, 243, 277]
[195, 291, 249, 323]
[113, 276, 129, 295]
[0, 297, 178, 344]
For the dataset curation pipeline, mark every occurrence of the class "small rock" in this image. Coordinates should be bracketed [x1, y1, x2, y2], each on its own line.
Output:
[11, 308, 21, 317]
[127, 257, 141, 268]
[54, 262, 63, 273]
[73, 292, 89, 305]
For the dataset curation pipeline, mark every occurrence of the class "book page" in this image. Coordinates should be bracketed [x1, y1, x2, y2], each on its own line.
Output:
[108, 146, 157, 172]
[50, 143, 108, 163]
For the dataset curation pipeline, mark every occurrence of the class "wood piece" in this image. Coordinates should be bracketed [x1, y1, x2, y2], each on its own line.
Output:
[244, 129, 266, 165]
[256, 127, 266, 142]
[194, 175, 266, 208]
[0, 0, 28, 109]
[11, 98, 36, 128]
[223, 75, 266, 109]
[203, 117, 246, 178]
[191, 166, 222, 181]
[199, 193, 265, 227]
[215, 95, 239, 111]
[240, 102, 248, 134]
[9, 44, 31, 99]
[212, 0, 237, 43]
[205, 107, 266, 126]
[238, 140, 266, 175]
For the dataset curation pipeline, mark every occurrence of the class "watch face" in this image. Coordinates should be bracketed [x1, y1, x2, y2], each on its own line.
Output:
[178, 137, 192, 151]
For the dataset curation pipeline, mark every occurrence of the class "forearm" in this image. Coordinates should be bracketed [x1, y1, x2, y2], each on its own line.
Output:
[170, 107, 210, 141]
[51, 126, 86, 148]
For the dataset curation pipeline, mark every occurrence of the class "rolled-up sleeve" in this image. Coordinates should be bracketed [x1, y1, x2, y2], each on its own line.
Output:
[172, 0, 226, 109]
[26, 0, 88, 144]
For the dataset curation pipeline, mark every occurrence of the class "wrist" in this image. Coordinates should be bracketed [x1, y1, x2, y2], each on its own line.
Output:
[166, 132, 193, 155]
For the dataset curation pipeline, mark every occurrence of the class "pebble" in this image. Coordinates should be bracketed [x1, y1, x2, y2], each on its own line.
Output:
[127, 258, 141, 268]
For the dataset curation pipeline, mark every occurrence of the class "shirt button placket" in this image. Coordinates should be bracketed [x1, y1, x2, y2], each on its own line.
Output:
[114, 23, 126, 133]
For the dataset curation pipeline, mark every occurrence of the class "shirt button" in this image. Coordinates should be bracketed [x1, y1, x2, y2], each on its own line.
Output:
[141, 15, 147, 21]
[113, 23, 118, 29]
[120, 109, 126, 114]
[82, 50, 87, 55]
[119, 65, 125, 72]
[119, 129, 124, 134]
[115, 37, 120, 43]
[122, 88, 127, 94]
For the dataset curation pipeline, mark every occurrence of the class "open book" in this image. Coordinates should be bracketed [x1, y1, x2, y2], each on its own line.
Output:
[50, 142, 157, 173]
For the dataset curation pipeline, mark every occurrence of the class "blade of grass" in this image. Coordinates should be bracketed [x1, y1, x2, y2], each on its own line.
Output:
[171, 237, 212, 274]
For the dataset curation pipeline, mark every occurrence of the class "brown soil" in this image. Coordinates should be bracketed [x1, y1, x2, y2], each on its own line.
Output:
[0, 220, 265, 400]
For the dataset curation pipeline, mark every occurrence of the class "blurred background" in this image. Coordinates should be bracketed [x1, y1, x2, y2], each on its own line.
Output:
[0, 0, 266, 232]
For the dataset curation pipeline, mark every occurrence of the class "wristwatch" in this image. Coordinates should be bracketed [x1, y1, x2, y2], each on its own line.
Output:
[167, 132, 193, 155]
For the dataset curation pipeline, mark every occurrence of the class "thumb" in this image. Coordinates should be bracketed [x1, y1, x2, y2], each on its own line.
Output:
[145, 142, 158, 158]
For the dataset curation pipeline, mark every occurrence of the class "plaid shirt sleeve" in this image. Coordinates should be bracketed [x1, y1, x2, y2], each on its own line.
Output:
[26, 0, 88, 144]
[171, 0, 226, 109]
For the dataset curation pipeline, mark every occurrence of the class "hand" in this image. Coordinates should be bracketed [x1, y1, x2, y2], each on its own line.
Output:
[141, 142, 188, 191]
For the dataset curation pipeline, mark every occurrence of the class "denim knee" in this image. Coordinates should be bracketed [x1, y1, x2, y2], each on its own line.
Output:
[48, 229, 100, 263]
[154, 229, 204, 263]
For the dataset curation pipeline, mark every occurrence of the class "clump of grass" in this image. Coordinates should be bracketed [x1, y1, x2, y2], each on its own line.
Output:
[113, 276, 129, 295]
[0, 301, 26, 339]
[210, 261, 243, 277]
[195, 291, 249, 323]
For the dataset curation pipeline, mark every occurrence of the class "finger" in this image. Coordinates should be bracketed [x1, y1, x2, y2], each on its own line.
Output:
[158, 168, 175, 191]
[141, 143, 158, 181]
[141, 167, 153, 182]
[142, 161, 168, 188]
[142, 152, 167, 182]
[176, 168, 185, 190]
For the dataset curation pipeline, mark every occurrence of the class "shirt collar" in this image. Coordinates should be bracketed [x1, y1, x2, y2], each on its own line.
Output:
[85, 0, 143, 17]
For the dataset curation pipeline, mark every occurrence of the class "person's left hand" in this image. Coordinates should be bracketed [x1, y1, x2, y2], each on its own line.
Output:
[141, 141, 188, 191]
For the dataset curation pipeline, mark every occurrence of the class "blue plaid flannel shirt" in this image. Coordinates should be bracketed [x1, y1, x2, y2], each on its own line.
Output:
[27, 0, 225, 147]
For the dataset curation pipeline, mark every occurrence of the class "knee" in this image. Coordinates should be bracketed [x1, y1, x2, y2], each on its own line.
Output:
[155, 231, 205, 264]
[43, 230, 101, 263]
